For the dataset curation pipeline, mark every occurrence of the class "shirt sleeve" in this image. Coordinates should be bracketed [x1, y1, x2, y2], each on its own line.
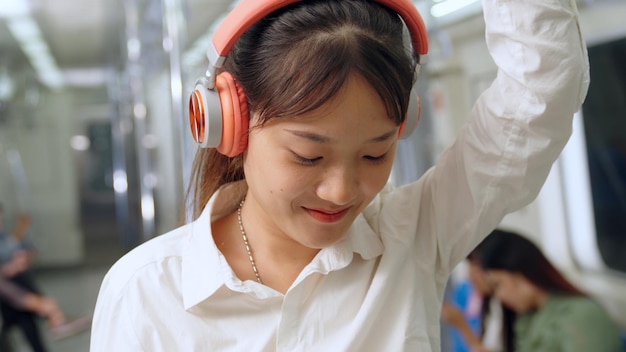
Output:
[403, 0, 590, 274]
[90, 275, 145, 352]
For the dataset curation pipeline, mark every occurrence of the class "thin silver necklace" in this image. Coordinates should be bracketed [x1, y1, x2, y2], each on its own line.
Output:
[237, 199, 262, 284]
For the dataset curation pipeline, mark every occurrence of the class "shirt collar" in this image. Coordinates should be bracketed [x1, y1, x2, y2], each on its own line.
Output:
[348, 212, 384, 260]
[181, 182, 384, 309]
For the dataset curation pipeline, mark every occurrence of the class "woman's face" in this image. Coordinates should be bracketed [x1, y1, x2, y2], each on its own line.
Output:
[486, 270, 542, 313]
[242, 73, 399, 249]
[468, 260, 492, 295]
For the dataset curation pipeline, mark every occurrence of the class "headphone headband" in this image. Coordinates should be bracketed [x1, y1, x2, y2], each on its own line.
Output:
[190, 0, 429, 155]
[204, 0, 429, 88]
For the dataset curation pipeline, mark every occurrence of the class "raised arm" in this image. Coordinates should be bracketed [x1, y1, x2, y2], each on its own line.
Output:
[407, 0, 590, 272]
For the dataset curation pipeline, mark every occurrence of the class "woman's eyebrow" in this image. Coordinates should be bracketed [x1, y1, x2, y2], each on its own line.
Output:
[284, 129, 331, 143]
[284, 129, 397, 143]
[369, 130, 397, 143]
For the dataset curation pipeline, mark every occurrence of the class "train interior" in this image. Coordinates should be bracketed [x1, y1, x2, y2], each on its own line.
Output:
[0, 0, 625, 350]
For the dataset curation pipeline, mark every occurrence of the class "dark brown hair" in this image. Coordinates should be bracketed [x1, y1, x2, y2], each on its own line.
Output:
[186, 0, 421, 219]
[476, 229, 588, 351]
[480, 229, 585, 296]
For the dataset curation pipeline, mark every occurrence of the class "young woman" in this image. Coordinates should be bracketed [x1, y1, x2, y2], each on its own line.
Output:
[91, 0, 590, 350]
[480, 229, 624, 352]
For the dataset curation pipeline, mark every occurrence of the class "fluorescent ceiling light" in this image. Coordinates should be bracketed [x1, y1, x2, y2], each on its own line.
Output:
[0, 0, 30, 18]
[431, 0, 479, 18]
[6, 16, 41, 42]
[22, 40, 49, 57]
[38, 70, 64, 89]
[31, 53, 56, 69]
[6, 14, 65, 89]
[62, 68, 109, 87]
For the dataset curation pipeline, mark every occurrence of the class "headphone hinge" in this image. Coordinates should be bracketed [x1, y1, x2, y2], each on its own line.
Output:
[205, 44, 226, 90]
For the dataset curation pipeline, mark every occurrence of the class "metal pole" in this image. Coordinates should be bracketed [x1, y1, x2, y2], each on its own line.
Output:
[162, 0, 190, 223]
[124, 0, 156, 241]
[108, 71, 134, 249]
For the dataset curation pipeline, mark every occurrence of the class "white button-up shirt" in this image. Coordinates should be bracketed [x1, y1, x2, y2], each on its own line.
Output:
[90, 0, 590, 350]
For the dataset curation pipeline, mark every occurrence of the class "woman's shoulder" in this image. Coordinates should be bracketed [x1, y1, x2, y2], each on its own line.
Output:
[546, 295, 624, 351]
[101, 224, 192, 293]
[546, 295, 619, 330]
[549, 295, 607, 315]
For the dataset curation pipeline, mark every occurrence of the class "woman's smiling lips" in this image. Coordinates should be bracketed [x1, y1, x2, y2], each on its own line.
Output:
[303, 207, 351, 223]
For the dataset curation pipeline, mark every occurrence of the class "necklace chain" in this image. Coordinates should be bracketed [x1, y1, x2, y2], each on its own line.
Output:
[237, 199, 262, 284]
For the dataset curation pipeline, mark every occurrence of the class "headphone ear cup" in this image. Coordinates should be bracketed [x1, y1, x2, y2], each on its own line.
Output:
[189, 89, 206, 145]
[399, 87, 420, 139]
[189, 83, 222, 149]
[215, 72, 249, 157]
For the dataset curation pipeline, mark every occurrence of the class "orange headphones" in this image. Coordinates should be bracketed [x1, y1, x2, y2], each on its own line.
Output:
[188, 0, 429, 157]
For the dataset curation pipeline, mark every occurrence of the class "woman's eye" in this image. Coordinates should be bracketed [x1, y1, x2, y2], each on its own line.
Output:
[293, 153, 322, 166]
[364, 153, 388, 164]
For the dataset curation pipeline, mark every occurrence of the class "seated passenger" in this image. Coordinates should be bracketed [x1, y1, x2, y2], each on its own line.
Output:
[480, 229, 624, 352]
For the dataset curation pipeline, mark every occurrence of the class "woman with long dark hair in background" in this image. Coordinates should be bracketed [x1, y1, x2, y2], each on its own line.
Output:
[480, 229, 624, 352]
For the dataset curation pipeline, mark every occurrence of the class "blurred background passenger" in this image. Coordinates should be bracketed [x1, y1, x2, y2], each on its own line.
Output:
[0, 272, 76, 351]
[480, 229, 624, 352]
[0, 204, 90, 351]
[442, 238, 516, 352]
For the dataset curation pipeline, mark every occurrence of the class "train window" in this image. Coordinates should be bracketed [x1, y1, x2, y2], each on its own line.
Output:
[580, 37, 626, 273]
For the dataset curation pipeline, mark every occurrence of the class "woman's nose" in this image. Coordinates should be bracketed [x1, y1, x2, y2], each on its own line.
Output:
[315, 166, 358, 206]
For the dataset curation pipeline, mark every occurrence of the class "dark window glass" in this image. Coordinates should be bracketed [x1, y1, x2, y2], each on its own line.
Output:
[582, 37, 626, 273]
